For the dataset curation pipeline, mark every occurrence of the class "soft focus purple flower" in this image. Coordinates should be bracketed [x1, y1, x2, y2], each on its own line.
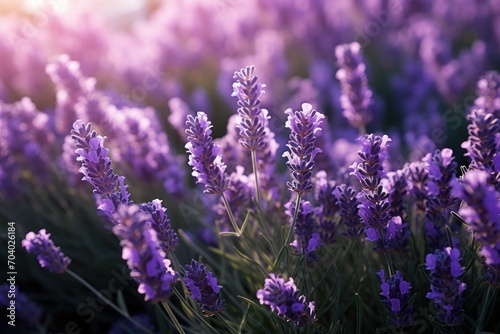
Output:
[168, 97, 192, 141]
[108, 313, 157, 334]
[377, 269, 413, 328]
[314, 171, 339, 243]
[335, 42, 373, 130]
[112, 204, 178, 302]
[425, 247, 466, 326]
[184, 260, 225, 317]
[424, 149, 460, 249]
[185, 112, 228, 195]
[283, 103, 325, 194]
[404, 160, 429, 217]
[286, 200, 320, 258]
[0, 284, 42, 327]
[139, 199, 179, 255]
[22, 229, 71, 274]
[334, 184, 363, 238]
[232, 65, 268, 152]
[453, 170, 500, 286]
[257, 274, 316, 327]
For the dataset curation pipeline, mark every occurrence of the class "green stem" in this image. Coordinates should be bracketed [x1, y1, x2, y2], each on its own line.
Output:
[66, 269, 154, 334]
[284, 193, 302, 250]
[251, 150, 261, 205]
[476, 285, 494, 333]
[221, 192, 241, 236]
[161, 301, 186, 334]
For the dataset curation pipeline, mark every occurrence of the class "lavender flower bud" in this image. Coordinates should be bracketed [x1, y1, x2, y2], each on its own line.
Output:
[112, 205, 178, 302]
[475, 71, 500, 118]
[426, 247, 466, 326]
[377, 269, 413, 328]
[185, 112, 228, 195]
[424, 149, 460, 249]
[334, 184, 363, 238]
[404, 160, 429, 216]
[139, 199, 179, 255]
[283, 103, 325, 194]
[314, 171, 339, 243]
[22, 229, 71, 273]
[184, 260, 225, 317]
[453, 170, 500, 285]
[335, 42, 374, 129]
[286, 200, 321, 257]
[232, 65, 268, 152]
[257, 274, 316, 327]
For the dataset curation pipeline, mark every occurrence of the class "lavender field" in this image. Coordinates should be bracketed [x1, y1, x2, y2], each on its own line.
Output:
[0, 0, 499, 333]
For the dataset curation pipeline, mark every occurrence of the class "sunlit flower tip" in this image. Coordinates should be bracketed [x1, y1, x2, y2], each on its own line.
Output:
[22, 229, 71, 273]
[139, 199, 179, 254]
[184, 260, 225, 317]
[283, 103, 325, 194]
[257, 274, 316, 326]
[185, 112, 228, 194]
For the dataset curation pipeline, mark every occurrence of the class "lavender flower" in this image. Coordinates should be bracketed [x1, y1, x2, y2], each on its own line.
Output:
[112, 205, 178, 302]
[185, 112, 228, 195]
[139, 199, 179, 255]
[377, 269, 413, 328]
[475, 71, 500, 118]
[334, 184, 363, 238]
[314, 171, 339, 243]
[257, 274, 316, 327]
[286, 200, 321, 258]
[404, 160, 429, 217]
[453, 170, 500, 286]
[71, 120, 131, 225]
[424, 149, 460, 249]
[335, 42, 373, 130]
[232, 65, 268, 152]
[283, 103, 325, 194]
[0, 284, 42, 327]
[426, 247, 466, 326]
[22, 229, 71, 273]
[184, 260, 225, 317]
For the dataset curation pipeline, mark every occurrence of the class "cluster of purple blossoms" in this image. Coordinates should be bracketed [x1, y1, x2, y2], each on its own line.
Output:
[461, 71, 500, 190]
[404, 160, 429, 218]
[424, 149, 460, 249]
[185, 112, 228, 195]
[335, 42, 374, 130]
[112, 205, 178, 302]
[334, 184, 363, 238]
[285, 200, 321, 259]
[283, 103, 325, 194]
[351, 134, 408, 252]
[377, 269, 413, 328]
[257, 274, 316, 327]
[426, 247, 466, 326]
[22, 229, 71, 274]
[184, 260, 225, 317]
[71, 120, 131, 225]
[232, 65, 269, 152]
[454, 170, 500, 286]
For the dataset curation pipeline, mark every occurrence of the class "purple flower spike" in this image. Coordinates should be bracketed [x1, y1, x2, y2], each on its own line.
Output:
[335, 42, 374, 130]
[257, 274, 316, 327]
[185, 112, 228, 195]
[112, 205, 177, 302]
[22, 229, 71, 274]
[139, 199, 179, 255]
[424, 149, 460, 249]
[71, 120, 131, 226]
[232, 65, 268, 152]
[425, 247, 466, 326]
[334, 184, 363, 238]
[286, 200, 321, 258]
[184, 260, 225, 317]
[377, 269, 413, 328]
[283, 103, 325, 194]
[454, 170, 500, 286]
